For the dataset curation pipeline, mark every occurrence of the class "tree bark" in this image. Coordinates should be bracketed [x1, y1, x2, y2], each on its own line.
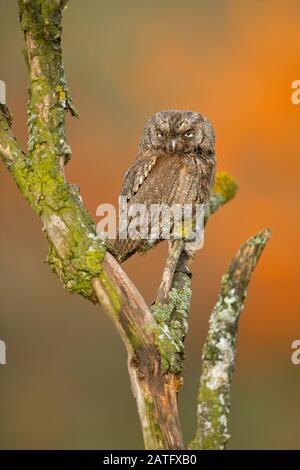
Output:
[0, 0, 271, 450]
[189, 229, 271, 450]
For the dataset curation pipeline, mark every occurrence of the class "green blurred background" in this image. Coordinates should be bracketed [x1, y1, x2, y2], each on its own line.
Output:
[1, 0, 300, 449]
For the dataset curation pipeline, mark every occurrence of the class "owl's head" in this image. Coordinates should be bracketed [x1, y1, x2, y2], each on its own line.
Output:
[140, 110, 215, 159]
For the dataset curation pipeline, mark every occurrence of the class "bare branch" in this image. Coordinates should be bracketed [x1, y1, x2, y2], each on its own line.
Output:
[189, 228, 271, 450]
[156, 240, 185, 305]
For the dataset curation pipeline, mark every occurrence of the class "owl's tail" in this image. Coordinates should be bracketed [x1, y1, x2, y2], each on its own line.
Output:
[110, 237, 139, 263]
[109, 236, 158, 263]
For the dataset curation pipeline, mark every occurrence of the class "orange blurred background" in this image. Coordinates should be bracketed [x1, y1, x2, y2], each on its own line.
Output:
[0, 0, 300, 449]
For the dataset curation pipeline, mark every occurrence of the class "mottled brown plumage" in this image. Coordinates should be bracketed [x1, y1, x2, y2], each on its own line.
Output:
[113, 110, 216, 262]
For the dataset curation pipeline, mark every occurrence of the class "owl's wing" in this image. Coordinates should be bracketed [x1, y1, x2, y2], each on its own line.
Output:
[121, 155, 158, 201]
[113, 155, 158, 262]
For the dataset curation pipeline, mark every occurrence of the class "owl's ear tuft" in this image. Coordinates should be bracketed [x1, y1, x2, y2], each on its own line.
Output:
[200, 117, 216, 155]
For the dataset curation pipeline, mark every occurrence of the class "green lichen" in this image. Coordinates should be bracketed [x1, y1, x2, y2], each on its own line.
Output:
[205, 172, 238, 224]
[189, 292, 238, 449]
[127, 330, 143, 352]
[213, 172, 238, 202]
[0, 106, 30, 195]
[99, 272, 123, 315]
[189, 382, 230, 450]
[143, 398, 165, 450]
[251, 228, 272, 245]
[6, 2, 107, 302]
[0, 5, 106, 305]
[152, 280, 192, 373]
[189, 229, 271, 450]
[46, 230, 106, 300]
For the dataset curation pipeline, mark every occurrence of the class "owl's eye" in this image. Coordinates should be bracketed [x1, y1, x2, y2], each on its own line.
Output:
[184, 132, 194, 138]
[156, 132, 164, 138]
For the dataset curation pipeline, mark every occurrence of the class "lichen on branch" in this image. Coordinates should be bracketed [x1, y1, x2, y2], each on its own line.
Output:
[1, 1, 186, 450]
[153, 171, 239, 375]
[205, 171, 238, 222]
[189, 228, 271, 450]
[0, 0, 271, 452]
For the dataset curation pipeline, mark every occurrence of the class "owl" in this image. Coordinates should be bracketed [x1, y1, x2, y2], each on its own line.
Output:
[112, 110, 216, 263]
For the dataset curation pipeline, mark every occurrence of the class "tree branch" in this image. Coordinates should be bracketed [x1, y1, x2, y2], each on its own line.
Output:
[156, 171, 238, 306]
[0, 0, 185, 450]
[205, 171, 238, 223]
[153, 172, 239, 375]
[156, 240, 185, 305]
[0, 1, 270, 451]
[93, 253, 184, 449]
[189, 228, 271, 450]
[0, 103, 29, 188]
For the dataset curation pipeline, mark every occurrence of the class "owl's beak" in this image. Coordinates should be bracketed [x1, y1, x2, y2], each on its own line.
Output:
[171, 139, 178, 152]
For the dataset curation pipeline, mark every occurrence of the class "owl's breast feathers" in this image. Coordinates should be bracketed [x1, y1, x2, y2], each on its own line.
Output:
[112, 152, 215, 262]
[122, 152, 214, 205]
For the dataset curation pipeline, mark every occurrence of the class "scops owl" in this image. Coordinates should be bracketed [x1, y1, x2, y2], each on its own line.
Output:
[112, 110, 216, 262]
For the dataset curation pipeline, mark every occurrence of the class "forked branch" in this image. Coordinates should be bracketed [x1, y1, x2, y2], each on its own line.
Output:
[0, 0, 271, 451]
